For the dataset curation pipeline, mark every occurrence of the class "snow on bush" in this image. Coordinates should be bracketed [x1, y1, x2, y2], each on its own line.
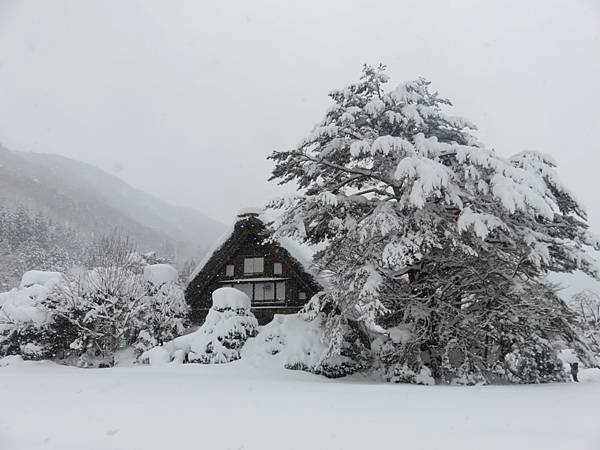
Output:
[0, 284, 52, 327]
[142, 294, 367, 378]
[19, 270, 63, 289]
[566, 289, 600, 362]
[0, 247, 188, 367]
[243, 296, 370, 378]
[143, 264, 178, 285]
[242, 313, 327, 371]
[142, 287, 258, 365]
[133, 264, 188, 356]
[211, 286, 251, 311]
[47, 262, 188, 366]
[0, 271, 57, 359]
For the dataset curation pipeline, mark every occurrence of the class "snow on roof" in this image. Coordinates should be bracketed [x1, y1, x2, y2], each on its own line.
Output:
[188, 208, 322, 285]
[143, 264, 178, 285]
[236, 206, 263, 217]
[276, 236, 318, 276]
[188, 224, 235, 283]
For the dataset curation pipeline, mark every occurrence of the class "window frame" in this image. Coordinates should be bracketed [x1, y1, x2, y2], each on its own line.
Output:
[276, 281, 286, 301]
[254, 282, 275, 302]
[243, 257, 265, 274]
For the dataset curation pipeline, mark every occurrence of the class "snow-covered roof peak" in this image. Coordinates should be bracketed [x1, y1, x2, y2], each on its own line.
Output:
[236, 207, 264, 218]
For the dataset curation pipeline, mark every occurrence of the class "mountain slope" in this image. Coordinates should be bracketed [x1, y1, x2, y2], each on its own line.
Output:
[0, 145, 224, 262]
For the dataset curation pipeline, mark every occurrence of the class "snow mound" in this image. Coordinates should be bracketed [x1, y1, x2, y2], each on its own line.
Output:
[19, 271, 62, 289]
[580, 368, 600, 383]
[212, 287, 251, 311]
[242, 314, 327, 371]
[144, 346, 171, 366]
[143, 264, 178, 285]
[0, 284, 53, 328]
[0, 355, 25, 367]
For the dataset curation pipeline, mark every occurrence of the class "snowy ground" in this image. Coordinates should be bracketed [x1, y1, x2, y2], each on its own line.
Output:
[1, 360, 599, 450]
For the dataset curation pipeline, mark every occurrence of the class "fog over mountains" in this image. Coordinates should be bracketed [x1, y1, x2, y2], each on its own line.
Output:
[0, 144, 224, 264]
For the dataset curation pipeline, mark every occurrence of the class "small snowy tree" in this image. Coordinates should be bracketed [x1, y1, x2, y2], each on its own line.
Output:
[0, 273, 66, 360]
[269, 64, 599, 383]
[187, 288, 258, 364]
[568, 289, 600, 359]
[133, 265, 189, 356]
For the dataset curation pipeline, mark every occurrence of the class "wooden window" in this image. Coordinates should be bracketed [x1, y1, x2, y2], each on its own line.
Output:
[233, 283, 253, 299]
[273, 262, 283, 275]
[276, 281, 286, 301]
[254, 282, 275, 301]
[298, 291, 307, 300]
[244, 257, 264, 274]
[225, 264, 235, 277]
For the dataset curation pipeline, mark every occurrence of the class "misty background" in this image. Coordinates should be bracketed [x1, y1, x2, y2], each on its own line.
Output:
[0, 0, 598, 226]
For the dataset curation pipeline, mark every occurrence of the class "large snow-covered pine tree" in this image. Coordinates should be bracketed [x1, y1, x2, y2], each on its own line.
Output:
[269, 64, 599, 383]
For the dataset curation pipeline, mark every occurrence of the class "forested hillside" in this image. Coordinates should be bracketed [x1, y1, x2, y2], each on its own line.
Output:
[0, 145, 224, 287]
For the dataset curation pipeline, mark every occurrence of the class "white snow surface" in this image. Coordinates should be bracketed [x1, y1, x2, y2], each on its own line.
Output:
[0, 358, 598, 450]
[142, 264, 178, 285]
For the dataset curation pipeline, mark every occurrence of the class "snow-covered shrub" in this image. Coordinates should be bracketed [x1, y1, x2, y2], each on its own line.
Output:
[242, 297, 370, 378]
[46, 263, 188, 366]
[0, 272, 58, 359]
[315, 312, 372, 378]
[268, 64, 598, 384]
[41, 234, 184, 366]
[242, 312, 328, 372]
[567, 290, 600, 360]
[187, 288, 257, 364]
[133, 264, 188, 356]
[142, 287, 257, 365]
[502, 337, 567, 384]
[46, 266, 146, 366]
[0, 233, 189, 366]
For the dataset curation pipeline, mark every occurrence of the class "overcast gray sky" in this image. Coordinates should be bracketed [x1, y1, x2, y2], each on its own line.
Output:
[0, 0, 599, 226]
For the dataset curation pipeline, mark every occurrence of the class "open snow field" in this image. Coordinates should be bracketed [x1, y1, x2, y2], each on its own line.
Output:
[1, 360, 599, 450]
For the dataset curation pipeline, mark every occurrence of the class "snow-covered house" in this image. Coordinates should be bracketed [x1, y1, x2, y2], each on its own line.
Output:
[185, 210, 322, 324]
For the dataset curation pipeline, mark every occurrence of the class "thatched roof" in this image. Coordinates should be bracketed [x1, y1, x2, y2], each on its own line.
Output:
[185, 211, 322, 301]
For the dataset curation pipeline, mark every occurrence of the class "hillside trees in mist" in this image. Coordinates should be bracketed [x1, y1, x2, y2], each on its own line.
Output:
[0, 205, 86, 288]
